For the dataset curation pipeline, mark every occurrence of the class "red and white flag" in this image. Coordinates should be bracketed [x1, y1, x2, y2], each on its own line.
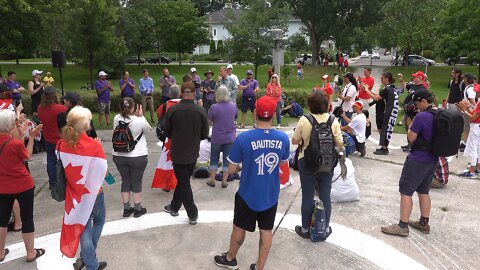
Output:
[0, 99, 14, 110]
[58, 137, 107, 258]
[152, 138, 177, 190]
[280, 162, 294, 189]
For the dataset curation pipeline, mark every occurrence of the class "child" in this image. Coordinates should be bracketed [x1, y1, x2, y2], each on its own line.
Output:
[343, 59, 349, 72]
[297, 64, 304, 80]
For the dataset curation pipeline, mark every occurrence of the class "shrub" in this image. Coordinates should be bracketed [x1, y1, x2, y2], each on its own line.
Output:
[422, 50, 434, 59]
[209, 39, 216, 55]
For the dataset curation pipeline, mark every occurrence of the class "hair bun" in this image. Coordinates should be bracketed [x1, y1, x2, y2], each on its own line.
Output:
[123, 100, 130, 107]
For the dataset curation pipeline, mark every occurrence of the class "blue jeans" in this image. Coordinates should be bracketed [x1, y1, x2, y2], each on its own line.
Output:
[276, 101, 282, 125]
[80, 192, 106, 270]
[210, 143, 232, 171]
[340, 111, 353, 126]
[298, 158, 333, 229]
[44, 141, 57, 186]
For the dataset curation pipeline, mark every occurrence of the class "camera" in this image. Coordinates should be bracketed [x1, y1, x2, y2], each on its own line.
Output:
[332, 106, 343, 118]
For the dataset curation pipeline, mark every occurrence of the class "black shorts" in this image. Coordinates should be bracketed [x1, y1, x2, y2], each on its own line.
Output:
[233, 193, 277, 232]
[399, 158, 438, 196]
[241, 97, 256, 113]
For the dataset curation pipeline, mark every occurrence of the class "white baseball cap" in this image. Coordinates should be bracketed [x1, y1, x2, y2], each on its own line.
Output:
[191, 67, 197, 73]
[98, 71, 108, 76]
[32, 70, 43, 76]
[227, 64, 233, 69]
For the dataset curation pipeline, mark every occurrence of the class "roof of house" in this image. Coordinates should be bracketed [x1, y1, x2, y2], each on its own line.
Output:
[206, 8, 300, 24]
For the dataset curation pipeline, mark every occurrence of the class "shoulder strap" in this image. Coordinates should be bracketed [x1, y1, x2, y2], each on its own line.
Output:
[0, 138, 13, 155]
[162, 103, 167, 117]
[326, 114, 335, 127]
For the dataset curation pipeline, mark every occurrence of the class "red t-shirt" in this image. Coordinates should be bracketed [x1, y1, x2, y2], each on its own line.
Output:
[359, 76, 375, 99]
[473, 102, 480, 123]
[157, 99, 181, 119]
[266, 83, 282, 102]
[38, 103, 67, 144]
[0, 135, 34, 194]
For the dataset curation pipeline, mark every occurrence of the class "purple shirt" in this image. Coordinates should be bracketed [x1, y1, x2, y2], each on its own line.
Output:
[409, 111, 437, 163]
[95, 79, 111, 103]
[192, 74, 201, 95]
[240, 78, 258, 97]
[208, 101, 237, 145]
[5, 80, 22, 101]
[119, 78, 135, 98]
[202, 79, 216, 101]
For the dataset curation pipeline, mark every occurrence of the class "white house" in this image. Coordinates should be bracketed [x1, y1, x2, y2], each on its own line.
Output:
[194, 7, 335, 55]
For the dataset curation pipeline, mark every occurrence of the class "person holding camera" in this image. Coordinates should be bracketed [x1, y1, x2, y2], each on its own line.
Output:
[337, 73, 358, 126]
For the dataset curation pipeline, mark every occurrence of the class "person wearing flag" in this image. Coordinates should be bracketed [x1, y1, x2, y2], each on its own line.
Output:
[213, 96, 290, 270]
[58, 106, 108, 270]
[0, 109, 44, 263]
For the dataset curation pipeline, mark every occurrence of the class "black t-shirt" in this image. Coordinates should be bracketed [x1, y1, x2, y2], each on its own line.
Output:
[404, 84, 427, 105]
[447, 80, 464, 104]
[376, 85, 398, 117]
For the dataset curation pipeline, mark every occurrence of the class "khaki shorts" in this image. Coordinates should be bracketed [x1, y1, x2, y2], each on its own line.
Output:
[98, 102, 111, 113]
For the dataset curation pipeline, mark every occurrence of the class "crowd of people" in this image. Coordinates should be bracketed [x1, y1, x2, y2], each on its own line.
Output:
[0, 63, 473, 269]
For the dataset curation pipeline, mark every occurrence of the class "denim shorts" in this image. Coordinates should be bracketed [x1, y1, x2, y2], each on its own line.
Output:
[399, 158, 438, 196]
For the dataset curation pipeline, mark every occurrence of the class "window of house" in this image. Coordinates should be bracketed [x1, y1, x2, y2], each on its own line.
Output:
[213, 29, 217, 36]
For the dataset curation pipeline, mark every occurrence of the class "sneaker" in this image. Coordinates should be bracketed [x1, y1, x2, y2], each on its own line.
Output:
[123, 208, 134, 218]
[381, 223, 409, 237]
[401, 144, 410, 150]
[458, 171, 476, 179]
[373, 148, 389, 155]
[431, 178, 445, 189]
[214, 252, 238, 270]
[164, 204, 179, 217]
[250, 263, 257, 270]
[97, 262, 107, 270]
[359, 145, 366, 157]
[459, 142, 466, 149]
[133, 207, 147, 218]
[326, 226, 332, 239]
[189, 216, 198, 225]
[408, 220, 430, 234]
[73, 258, 84, 270]
[295, 225, 310, 239]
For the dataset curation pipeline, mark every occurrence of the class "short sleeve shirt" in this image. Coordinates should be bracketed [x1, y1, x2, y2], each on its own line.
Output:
[348, 113, 366, 143]
[227, 129, 290, 211]
[95, 80, 111, 102]
[472, 102, 480, 124]
[341, 83, 358, 112]
[119, 78, 135, 98]
[0, 135, 34, 194]
[202, 79, 216, 100]
[239, 79, 258, 97]
[409, 111, 437, 163]
[359, 76, 375, 99]
[293, 113, 343, 159]
[464, 85, 475, 100]
[5, 80, 22, 101]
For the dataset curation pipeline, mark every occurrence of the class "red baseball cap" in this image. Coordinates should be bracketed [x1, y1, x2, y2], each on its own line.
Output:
[411, 71, 426, 81]
[353, 101, 363, 109]
[255, 96, 277, 118]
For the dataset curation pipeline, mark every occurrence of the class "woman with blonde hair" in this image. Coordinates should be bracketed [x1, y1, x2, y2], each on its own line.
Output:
[0, 109, 44, 263]
[112, 97, 151, 218]
[207, 85, 237, 188]
[59, 106, 108, 270]
[266, 74, 282, 127]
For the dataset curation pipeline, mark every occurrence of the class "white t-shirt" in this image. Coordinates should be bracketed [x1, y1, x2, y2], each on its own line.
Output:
[464, 84, 475, 100]
[197, 139, 211, 163]
[229, 74, 240, 87]
[348, 113, 366, 143]
[112, 114, 151, 157]
[341, 83, 357, 112]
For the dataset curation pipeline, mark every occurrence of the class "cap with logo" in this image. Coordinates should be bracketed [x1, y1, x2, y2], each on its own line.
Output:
[227, 64, 233, 69]
[353, 101, 363, 109]
[411, 71, 426, 81]
[32, 70, 43, 76]
[98, 71, 108, 76]
[321, 74, 329, 80]
[412, 89, 432, 102]
[255, 96, 277, 118]
[246, 70, 253, 75]
[191, 67, 197, 73]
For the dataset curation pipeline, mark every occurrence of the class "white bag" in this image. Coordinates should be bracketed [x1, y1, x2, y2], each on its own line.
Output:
[331, 158, 360, 203]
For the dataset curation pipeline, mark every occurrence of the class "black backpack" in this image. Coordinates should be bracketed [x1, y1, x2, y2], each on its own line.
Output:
[156, 104, 168, 143]
[303, 114, 338, 174]
[412, 108, 463, 157]
[51, 141, 67, 202]
[337, 77, 343, 86]
[112, 120, 143, 152]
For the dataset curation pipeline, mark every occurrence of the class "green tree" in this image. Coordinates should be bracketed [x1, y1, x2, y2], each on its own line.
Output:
[225, 0, 288, 76]
[436, 0, 480, 62]
[69, 0, 127, 86]
[191, 0, 225, 16]
[287, 33, 308, 53]
[280, 0, 384, 63]
[117, 0, 156, 65]
[0, 0, 41, 63]
[153, 0, 209, 65]
[209, 39, 216, 55]
[217, 40, 224, 55]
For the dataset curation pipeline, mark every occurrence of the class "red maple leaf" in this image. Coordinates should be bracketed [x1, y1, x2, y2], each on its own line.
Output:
[64, 163, 90, 215]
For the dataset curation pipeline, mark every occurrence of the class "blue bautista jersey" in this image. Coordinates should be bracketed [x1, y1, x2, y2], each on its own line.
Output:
[227, 128, 290, 211]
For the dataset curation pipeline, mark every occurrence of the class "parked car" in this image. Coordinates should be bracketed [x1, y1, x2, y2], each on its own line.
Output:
[360, 50, 370, 58]
[124, 56, 145, 64]
[146, 56, 171, 64]
[407, 55, 435, 66]
[294, 54, 312, 65]
[444, 56, 478, 66]
[372, 51, 380, 59]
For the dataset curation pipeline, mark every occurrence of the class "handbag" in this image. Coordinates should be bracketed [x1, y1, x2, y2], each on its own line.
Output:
[51, 140, 67, 202]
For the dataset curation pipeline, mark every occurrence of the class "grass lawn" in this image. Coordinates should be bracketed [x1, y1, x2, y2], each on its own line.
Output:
[1, 58, 53, 63]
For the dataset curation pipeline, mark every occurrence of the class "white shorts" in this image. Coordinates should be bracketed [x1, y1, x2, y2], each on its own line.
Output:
[464, 123, 480, 165]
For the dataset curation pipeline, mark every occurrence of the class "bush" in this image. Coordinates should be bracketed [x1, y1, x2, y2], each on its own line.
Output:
[422, 50, 434, 59]
[209, 39, 216, 55]
[192, 54, 223, 62]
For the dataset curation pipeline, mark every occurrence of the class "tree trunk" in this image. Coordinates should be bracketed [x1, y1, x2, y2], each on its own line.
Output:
[158, 45, 161, 66]
[178, 52, 182, 66]
[137, 51, 141, 66]
[89, 52, 94, 89]
[14, 49, 19, 65]
[310, 32, 320, 67]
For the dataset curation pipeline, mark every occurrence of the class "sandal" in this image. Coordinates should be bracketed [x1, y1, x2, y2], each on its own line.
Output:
[0, 248, 9, 262]
[206, 181, 216, 187]
[26, 248, 45, 263]
[222, 183, 228, 188]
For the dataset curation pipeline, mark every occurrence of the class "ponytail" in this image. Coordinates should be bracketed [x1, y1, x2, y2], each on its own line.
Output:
[120, 97, 134, 118]
[61, 124, 80, 147]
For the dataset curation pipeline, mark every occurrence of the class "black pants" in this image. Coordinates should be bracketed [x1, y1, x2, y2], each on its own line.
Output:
[171, 163, 198, 219]
[0, 188, 35, 233]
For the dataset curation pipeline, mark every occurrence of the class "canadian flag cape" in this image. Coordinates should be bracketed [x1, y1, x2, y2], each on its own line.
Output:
[58, 136, 107, 258]
[151, 99, 180, 190]
[0, 99, 13, 110]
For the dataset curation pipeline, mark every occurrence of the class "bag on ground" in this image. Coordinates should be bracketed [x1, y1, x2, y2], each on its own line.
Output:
[310, 200, 327, 242]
